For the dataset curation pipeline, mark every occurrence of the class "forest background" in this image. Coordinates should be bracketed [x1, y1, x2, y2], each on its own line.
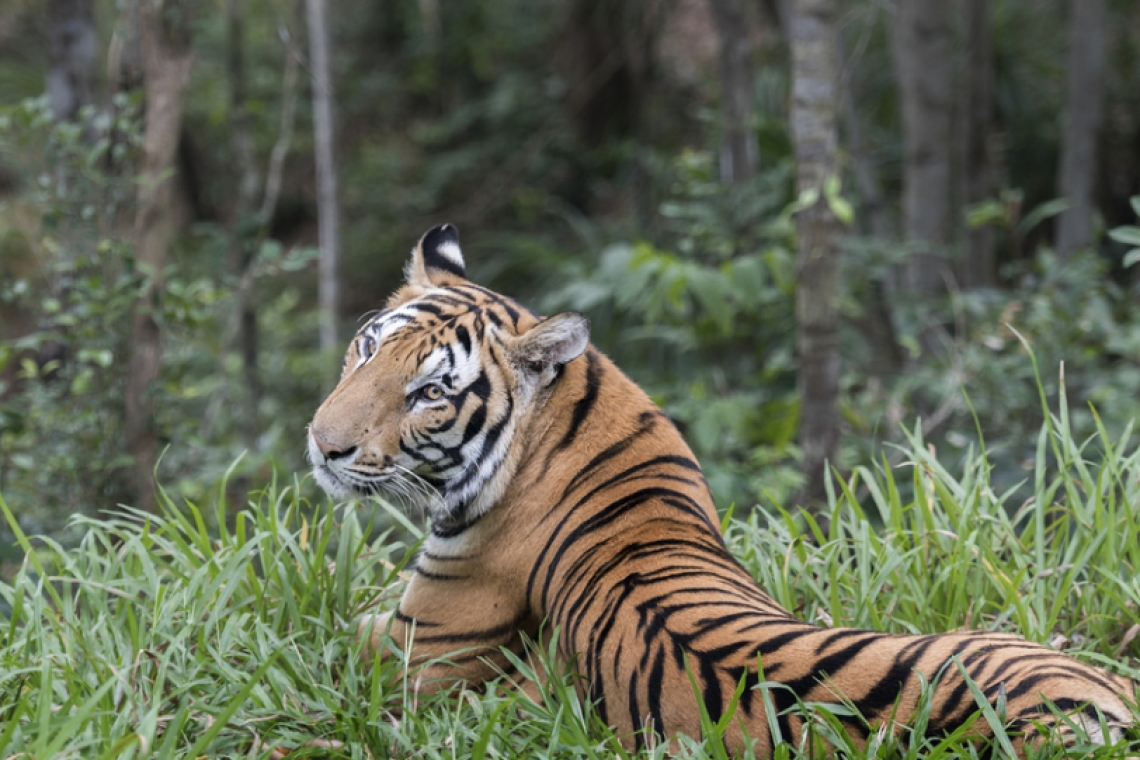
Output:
[1, 0, 1140, 552]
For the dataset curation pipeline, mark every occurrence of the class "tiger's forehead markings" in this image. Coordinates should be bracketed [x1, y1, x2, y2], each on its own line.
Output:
[364, 293, 484, 338]
[359, 301, 462, 348]
[410, 339, 482, 393]
[352, 285, 537, 374]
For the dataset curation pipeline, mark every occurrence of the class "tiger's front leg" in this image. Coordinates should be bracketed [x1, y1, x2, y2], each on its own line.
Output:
[355, 572, 534, 695]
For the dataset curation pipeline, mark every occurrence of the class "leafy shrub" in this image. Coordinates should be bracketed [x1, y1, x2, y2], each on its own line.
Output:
[546, 151, 804, 509]
[855, 246, 1140, 496]
[0, 95, 327, 535]
[548, 156, 1140, 514]
[0, 95, 146, 522]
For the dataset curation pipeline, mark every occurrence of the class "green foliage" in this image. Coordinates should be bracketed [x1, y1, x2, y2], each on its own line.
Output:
[3, 0, 1140, 553]
[858, 247, 1140, 495]
[0, 95, 146, 518]
[546, 152, 804, 509]
[735, 416, 1140, 653]
[2, 390, 1139, 756]
[151, 238, 326, 505]
[547, 155, 1140, 517]
[0, 94, 327, 530]
[1108, 196, 1140, 268]
[0, 475, 408, 756]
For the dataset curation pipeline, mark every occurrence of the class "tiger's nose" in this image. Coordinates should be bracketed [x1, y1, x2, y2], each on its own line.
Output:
[312, 430, 356, 461]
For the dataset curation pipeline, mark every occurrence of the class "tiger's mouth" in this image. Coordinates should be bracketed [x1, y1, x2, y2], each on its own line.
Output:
[311, 458, 400, 500]
[307, 431, 446, 513]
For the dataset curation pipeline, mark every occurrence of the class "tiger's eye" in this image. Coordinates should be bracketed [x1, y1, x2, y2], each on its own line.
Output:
[423, 384, 444, 401]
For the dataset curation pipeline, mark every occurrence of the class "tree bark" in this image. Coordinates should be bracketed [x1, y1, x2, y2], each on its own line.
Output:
[708, 0, 758, 183]
[1054, 0, 1106, 257]
[790, 0, 842, 511]
[305, 0, 342, 354]
[47, 0, 97, 123]
[759, 0, 788, 37]
[125, 1, 194, 512]
[892, 0, 953, 293]
[959, 0, 997, 288]
[228, 0, 263, 443]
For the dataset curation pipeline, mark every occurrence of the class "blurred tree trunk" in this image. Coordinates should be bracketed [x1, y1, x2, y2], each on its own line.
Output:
[759, 0, 788, 36]
[556, 0, 664, 227]
[708, 0, 757, 183]
[959, 0, 996, 288]
[841, 87, 887, 240]
[47, 0, 96, 123]
[125, 0, 195, 513]
[840, 42, 902, 379]
[227, 0, 262, 443]
[43, 0, 98, 373]
[561, 0, 649, 150]
[892, 0, 953, 293]
[108, 9, 143, 95]
[790, 0, 841, 511]
[306, 0, 341, 355]
[258, 49, 300, 239]
[1054, 0, 1106, 257]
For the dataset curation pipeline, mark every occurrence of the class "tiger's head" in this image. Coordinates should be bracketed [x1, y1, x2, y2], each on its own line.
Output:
[307, 224, 589, 530]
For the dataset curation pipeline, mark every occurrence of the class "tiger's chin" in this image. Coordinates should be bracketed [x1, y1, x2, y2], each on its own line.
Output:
[311, 464, 353, 499]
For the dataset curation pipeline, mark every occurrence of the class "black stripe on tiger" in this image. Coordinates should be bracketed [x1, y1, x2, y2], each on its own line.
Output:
[552, 349, 603, 455]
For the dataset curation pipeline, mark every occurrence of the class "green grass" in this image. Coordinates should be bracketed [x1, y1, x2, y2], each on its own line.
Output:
[2, 392, 1140, 757]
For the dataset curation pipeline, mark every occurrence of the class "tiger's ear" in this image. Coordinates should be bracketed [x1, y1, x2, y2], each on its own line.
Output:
[406, 224, 467, 288]
[510, 312, 590, 370]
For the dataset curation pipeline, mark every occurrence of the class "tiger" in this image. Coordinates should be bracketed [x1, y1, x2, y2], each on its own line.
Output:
[307, 224, 1138, 756]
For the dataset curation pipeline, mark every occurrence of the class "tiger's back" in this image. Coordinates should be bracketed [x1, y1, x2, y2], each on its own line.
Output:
[309, 225, 1138, 756]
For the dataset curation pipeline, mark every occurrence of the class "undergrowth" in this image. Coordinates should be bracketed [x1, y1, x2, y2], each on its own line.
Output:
[1, 381, 1139, 757]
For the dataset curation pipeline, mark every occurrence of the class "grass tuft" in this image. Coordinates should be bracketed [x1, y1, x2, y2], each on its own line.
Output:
[1, 388, 1139, 756]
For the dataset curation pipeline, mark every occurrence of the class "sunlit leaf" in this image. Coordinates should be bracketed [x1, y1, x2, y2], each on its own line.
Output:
[1016, 197, 1071, 237]
[1108, 225, 1140, 247]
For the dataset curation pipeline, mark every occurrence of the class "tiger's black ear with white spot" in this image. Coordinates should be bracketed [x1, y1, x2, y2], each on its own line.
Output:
[407, 224, 467, 288]
[510, 312, 590, 372]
